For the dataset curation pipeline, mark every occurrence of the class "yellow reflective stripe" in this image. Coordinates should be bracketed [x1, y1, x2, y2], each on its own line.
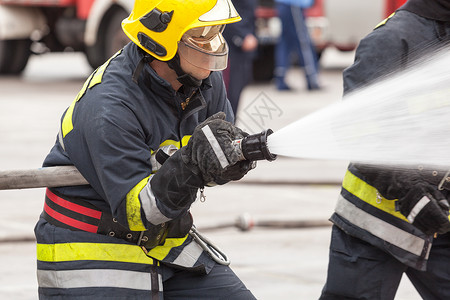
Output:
[61, 72, 94, 137]
[342, 170, 407, 221]
[89, 50, 122, 89]
[375, 12, 395, 29]
[181, 135, 191, 147]
[37, 243, 154, 265]
[61, 50, 122, 138]
[126, 176, 150, 231]
[149, 136, 191, 155]
[146, 236, 188, 260]
[152, 140, 181, 155]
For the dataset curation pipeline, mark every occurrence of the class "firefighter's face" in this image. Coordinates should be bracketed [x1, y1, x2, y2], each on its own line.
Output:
[179, 55, 212, 80]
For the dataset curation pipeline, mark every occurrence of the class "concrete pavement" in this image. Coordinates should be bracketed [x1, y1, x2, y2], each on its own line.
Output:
[0, 50, 421, 299]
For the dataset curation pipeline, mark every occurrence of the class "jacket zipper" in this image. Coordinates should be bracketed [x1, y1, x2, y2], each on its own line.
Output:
[180, 90, 197, 111]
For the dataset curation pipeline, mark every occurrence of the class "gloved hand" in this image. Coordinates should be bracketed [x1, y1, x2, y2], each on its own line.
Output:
[353, 163, 450, 235]
[180, 112, 254, 185]
[397, 183, 450, 235]
[150, 112, 254, 217]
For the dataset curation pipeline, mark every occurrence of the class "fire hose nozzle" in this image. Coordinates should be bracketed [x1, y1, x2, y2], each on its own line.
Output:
[234, 129, 277, 162]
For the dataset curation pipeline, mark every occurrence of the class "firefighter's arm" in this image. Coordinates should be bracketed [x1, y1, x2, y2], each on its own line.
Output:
[353, 163, 450, 235]
[150, 112, 253, 218]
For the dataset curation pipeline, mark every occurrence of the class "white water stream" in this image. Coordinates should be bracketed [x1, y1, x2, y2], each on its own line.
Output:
[267, 47, 450, 167]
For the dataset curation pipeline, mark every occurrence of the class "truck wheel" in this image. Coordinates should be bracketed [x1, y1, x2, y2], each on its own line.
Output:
[85, 8, 129, 69]
[0, 39, 31, 75]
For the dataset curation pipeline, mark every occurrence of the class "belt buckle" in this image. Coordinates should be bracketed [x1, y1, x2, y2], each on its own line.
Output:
[137, 231, 150, 254]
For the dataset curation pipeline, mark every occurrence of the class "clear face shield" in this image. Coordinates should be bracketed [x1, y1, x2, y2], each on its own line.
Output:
[177, 25, 229, 71]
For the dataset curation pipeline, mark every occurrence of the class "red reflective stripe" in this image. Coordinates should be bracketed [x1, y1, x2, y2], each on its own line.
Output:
[44, 202, 98, 233]
[46, 189, 101, 219]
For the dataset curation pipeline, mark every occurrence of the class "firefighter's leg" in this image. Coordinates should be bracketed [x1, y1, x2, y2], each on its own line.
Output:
[319, 226, 407, 300]
[289, 5, 320, 90]
[405, 232, 450, 300]
[162, 262, 256, 299]
[35, 218, 163, 299]
[274, 3, 294, 91]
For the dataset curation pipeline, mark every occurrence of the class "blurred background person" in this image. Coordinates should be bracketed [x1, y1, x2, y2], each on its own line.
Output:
[223, 0, 259, 117]
[274, 0, 321, 91]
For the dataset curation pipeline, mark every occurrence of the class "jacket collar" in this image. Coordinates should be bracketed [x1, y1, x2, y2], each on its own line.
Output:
[400, 0, 450, 22]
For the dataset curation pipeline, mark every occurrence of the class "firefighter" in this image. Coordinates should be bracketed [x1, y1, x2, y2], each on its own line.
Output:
[320, 0, 450, 299]
[274, 0, 321, 91]
[34, 0, 257, 299]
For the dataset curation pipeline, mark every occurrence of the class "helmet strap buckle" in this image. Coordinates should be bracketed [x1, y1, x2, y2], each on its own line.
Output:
[139, 9, 174, 33]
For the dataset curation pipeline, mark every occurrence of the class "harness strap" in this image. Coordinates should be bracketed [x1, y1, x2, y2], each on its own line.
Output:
[43, 188, 168, 250]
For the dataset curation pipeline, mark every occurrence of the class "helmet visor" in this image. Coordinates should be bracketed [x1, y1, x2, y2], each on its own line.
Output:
[199, 0, 239, 22]
[178, 25, 229, 71]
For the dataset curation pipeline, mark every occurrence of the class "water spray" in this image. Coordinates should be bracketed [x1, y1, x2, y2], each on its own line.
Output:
[3, 47, 450, 189]
[266, 46, 450, 167]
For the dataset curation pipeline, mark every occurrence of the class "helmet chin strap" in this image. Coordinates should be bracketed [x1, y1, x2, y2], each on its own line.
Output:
[167, 53, 204, 88]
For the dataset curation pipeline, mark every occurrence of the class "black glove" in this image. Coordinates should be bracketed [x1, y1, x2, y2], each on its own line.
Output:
[150, 113, 254, 217]
[398, 183, 450, 235]
[150, 150, 203, 218]
[180, 112, 253, 185]
[353, 163, 450, 235]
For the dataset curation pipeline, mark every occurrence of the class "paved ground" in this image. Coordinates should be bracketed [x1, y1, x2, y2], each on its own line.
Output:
[0, 49, 421, 299]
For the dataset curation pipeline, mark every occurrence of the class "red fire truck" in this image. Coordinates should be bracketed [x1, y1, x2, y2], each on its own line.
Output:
[0, 0, 132, 74]
[306, 0, 407, 54]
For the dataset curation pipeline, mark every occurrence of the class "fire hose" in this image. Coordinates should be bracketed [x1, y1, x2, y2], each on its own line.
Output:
[0, 130, 277, 190]
[0, 129, 330, 244]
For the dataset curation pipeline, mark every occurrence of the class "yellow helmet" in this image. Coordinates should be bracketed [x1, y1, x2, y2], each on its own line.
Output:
[122, 0, 241, 62]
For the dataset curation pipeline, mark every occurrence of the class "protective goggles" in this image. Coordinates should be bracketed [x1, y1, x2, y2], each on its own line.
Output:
[178, 25, 229, 71]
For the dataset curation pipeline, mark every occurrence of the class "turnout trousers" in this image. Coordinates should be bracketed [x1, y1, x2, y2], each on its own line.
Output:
[274, 3, 320, 90]
[320, 226, 450, 300]
[36, 218, 255, 299]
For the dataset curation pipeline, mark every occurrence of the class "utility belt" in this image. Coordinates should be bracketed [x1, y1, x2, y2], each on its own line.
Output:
[42, 188, 168, 250]
[43, 188, 231, 266]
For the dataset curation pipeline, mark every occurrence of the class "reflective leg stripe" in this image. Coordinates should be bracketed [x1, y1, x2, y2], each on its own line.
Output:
[37, 269, 161, 290]
[407, 196, 430, 223]
[37, 243, 155, 265]
[202, 125, 229, 169]
[335, 195, 426, 257]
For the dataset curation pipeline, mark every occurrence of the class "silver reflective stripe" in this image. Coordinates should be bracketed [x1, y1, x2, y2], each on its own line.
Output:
[140, 176, 172, 225]
[58, 127, 65, 151]
[172, 240, 204, 267]
[37, 269, 160, 290]
[407, 196, 430, 223]
[201, 125, 229, 169]
[335, 195, 426, 257]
